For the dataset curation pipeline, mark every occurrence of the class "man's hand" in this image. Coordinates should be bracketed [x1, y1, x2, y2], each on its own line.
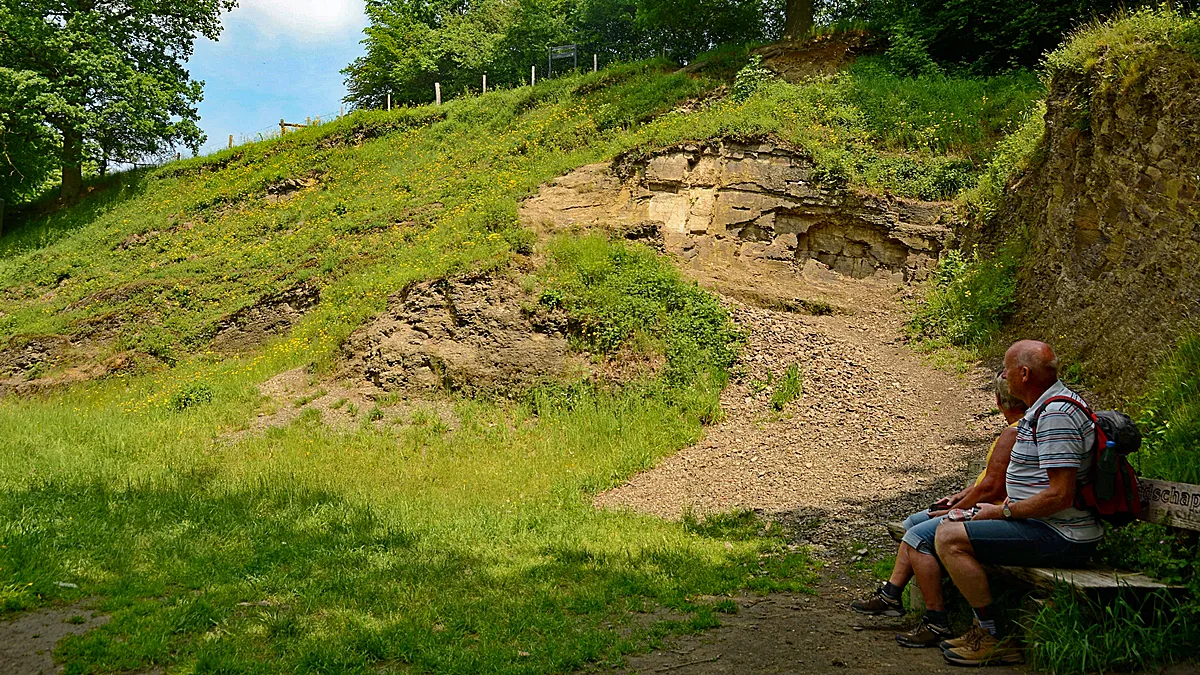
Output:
[931, 495, 955, 510]
[973, 503, 1006, 521]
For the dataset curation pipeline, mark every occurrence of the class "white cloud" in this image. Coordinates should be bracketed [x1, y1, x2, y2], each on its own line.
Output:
[226, 0, 367, 41]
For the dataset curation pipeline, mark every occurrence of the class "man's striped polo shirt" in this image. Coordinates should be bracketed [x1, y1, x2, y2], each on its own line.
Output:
[1006, 379, 1104, 543]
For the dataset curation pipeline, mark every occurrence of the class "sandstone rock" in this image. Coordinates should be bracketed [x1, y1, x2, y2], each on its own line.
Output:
[521, 141, 955, 282]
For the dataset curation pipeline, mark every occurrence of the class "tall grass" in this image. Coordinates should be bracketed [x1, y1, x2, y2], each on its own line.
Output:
[1138, 332, 1200, 485]
[904, 238, 1026, 351]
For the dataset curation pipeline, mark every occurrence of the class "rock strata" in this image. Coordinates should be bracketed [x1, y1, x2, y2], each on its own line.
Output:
[521, 141, 954, 283]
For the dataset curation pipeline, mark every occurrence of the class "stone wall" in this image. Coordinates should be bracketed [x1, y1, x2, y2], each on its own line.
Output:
[978, 51, 1200, 398]
[522, 141, 955, 283]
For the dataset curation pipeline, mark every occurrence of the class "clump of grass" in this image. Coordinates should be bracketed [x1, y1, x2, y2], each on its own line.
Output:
[905, 239, 1026, 350]
[1137, 332, 1200, 484]
[1044, 8, 1200, 84]
[1025, 588, 1200, 674]
[537, 235, 741, 387]
[769, 363, 804, 411]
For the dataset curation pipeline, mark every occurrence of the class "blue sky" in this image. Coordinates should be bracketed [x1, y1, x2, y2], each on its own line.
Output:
[188, 0, 369, 154]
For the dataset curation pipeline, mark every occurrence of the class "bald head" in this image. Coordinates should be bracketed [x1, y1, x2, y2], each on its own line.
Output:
[1003, 340, 1059, 406]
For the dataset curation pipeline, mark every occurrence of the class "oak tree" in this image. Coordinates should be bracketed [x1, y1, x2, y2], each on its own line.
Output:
[0, 0, 236, 199]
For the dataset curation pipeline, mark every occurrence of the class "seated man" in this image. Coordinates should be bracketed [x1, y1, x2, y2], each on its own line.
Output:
[850, 371, 1027, 647]
[937, 340, 1102, 667]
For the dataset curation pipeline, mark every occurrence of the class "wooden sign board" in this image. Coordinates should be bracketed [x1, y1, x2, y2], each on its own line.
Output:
[1138, 477, 1200, 531]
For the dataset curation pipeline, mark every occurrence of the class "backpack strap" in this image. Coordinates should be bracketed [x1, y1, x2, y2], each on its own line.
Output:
[1030, 395, 1097, 445]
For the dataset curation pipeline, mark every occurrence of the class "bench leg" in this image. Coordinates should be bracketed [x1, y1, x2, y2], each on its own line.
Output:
[908, 582, 925, 613]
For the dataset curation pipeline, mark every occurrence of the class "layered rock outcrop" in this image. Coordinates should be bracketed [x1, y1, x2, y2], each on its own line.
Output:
[979, 50, 1200, 397]
[521, 141, 955, 283]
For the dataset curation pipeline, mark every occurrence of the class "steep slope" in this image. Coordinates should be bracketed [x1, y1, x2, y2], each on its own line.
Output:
[973, 19, 1200, 398]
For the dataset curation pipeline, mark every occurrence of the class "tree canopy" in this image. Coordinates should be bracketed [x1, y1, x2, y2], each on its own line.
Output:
[343, 0, 785, 108]
[0, 0, 236, 201]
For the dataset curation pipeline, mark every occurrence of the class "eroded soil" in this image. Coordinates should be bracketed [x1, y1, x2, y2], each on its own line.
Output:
[0, 602, 109, 675]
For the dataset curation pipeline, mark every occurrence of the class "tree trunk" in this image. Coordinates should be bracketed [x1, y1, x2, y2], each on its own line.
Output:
[61, 129, 83, 199]
[784, 0, 815, 41]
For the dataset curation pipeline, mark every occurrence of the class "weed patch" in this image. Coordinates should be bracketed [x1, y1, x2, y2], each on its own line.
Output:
[905, 239, 1026, 351]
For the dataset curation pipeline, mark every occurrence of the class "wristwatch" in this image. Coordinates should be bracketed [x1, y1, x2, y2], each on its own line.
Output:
[1002, 504, 1013, 520]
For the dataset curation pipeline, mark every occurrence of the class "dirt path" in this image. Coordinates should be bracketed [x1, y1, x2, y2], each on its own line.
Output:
[594, 274, 1025, 674]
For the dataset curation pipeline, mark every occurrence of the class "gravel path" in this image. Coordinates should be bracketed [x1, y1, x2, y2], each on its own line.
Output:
[595, 291, 1000, 555]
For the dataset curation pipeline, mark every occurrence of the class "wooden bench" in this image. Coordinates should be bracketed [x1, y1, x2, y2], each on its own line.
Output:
[886, 477, 1198, 609]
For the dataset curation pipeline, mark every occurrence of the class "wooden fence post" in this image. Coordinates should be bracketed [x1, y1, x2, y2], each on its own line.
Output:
[306, 116, 311, 127]
[531, 65, 536, 86]
[340, 106, 344, 118]
[280, 119, 286, 135]
[483, 74, 487, 94]
[435, 82, 441, 106]
[228, 134, 233, 149]
[594, 54, 598, 72]
[387, 93, 391, 111]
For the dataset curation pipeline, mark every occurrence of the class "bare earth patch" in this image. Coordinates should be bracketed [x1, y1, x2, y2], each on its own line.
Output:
[0, 602, 109, 675]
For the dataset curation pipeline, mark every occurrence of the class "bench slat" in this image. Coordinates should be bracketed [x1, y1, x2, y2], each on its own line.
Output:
[1138, 478, 1200, 531]
[993, 565, 1185, 591]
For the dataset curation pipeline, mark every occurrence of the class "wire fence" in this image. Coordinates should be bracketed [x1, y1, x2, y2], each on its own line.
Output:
[146, 48, 607, 168]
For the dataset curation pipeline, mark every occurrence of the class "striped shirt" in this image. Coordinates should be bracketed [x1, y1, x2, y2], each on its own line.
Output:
[1006, 380, 1104, 543]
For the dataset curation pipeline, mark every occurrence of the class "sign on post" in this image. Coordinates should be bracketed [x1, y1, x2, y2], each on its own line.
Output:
[548, 44, 578, 77]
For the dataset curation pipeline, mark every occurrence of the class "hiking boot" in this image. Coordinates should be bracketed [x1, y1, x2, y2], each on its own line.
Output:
[850, 586, 903, 617]
[939, 620, 984, 652]
[942, 629, 1024, 667]
[896, 619, 953, 648]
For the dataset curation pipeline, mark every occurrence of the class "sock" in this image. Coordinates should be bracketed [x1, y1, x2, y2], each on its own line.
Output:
[881, 581, 903, 601]
[973, 606, 1001, 637]
[924, 609, 949, 628]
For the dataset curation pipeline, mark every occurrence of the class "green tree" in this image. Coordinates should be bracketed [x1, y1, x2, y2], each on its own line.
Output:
[0, 0, 236, 200]
[847, 0, 1123, 73]
[345, 0, 784, 108]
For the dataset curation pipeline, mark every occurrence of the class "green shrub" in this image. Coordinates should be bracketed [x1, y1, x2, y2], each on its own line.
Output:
[167, 383, 214, 412]
[905, 241, 1025, 349]
[732, 55, 774, 101]
[537, 235, 741, 386]
[883, 24, 941, 77]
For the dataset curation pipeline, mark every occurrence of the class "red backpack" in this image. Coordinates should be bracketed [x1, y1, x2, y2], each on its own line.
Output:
[1031, 396, 1143, 526]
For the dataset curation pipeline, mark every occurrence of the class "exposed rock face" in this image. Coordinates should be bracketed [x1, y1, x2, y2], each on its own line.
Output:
[979, 51, 1200, 398]
[521, 141, 954, 283]
[211, 282, 321, 353]
[340, 275, 587, 395]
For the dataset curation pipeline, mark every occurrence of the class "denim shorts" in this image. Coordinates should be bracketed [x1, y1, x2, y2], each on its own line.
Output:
[963, 518, 1099, 567]
[900, 510, 944, 556]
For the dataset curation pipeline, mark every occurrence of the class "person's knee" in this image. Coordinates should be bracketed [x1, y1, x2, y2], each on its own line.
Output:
[934, 521, 968, 557]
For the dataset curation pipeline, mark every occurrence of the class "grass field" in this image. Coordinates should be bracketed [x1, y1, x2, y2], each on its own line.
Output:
[1, 52, 1046, 673]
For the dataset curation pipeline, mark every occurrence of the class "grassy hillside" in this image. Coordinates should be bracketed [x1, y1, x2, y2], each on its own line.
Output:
[0, 54, 1043, 674]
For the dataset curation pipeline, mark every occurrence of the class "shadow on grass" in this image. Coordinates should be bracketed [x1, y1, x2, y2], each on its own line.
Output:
[0, 471, 811, 674]
[0, 171, 153, 258]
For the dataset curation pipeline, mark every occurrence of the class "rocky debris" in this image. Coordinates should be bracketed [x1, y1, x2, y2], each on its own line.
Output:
[226, 366, 461, 440]
[521, 141, 954, 284]
[340, 275, 590, 396]
[594, 293, 1000, 555]
[210, 282, 321, 354]
[0, 336, 134, 398]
